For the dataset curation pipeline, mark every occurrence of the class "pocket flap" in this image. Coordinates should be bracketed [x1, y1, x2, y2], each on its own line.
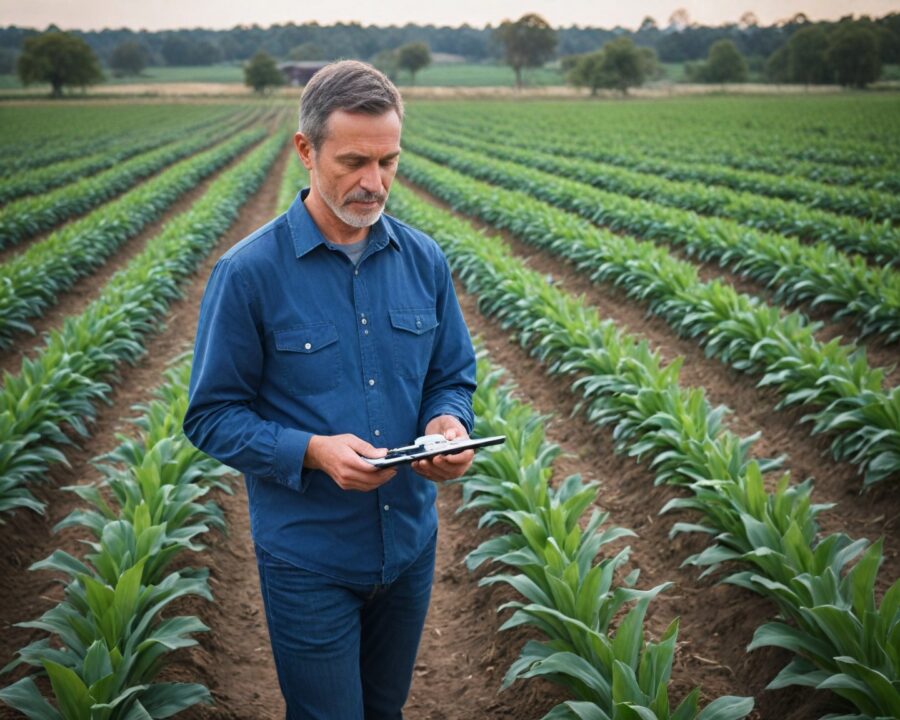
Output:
[389, 308, 438, 335]
[274, 323, 339, 353]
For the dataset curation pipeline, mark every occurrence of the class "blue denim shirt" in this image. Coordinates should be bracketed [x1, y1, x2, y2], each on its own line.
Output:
[183, 189, 476, 584]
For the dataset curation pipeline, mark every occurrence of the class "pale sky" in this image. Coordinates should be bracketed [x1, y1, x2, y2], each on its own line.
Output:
[1, 0, 897, 32]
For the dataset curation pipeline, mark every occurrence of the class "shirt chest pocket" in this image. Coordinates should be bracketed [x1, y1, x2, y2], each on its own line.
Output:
[273, 322, 341, 396]
[389, 308, 438, 380]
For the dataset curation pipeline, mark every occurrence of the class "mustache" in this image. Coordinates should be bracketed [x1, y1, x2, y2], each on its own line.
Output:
[343, 190, 386, 205]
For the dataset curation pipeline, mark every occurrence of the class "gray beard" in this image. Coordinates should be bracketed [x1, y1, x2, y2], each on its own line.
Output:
[313, 172, 386, 229]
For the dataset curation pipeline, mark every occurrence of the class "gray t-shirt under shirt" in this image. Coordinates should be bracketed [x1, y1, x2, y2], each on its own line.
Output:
[327, 236, 369, 266]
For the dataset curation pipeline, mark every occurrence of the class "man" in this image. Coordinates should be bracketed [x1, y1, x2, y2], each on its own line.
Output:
[183, 60, 477, 719]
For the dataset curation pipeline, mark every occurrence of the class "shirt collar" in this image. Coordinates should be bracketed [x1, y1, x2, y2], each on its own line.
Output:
[287, 187, 401, 259]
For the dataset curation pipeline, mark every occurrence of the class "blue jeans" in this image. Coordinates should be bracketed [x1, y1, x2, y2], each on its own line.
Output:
[255, 531, 437, 720]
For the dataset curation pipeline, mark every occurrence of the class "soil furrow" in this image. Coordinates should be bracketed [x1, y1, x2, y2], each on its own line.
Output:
[0, 135, 267, 377]
[0, 143, 292, 720]
[399, 179, 900, 566]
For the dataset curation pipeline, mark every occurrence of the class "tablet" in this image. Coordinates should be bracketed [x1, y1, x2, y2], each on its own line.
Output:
[363, 435, 506, 468]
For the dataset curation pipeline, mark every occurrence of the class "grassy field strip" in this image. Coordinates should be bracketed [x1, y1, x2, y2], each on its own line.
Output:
[0, 356, 238, 717]
[409, 102, 900, 193]
[410, 121, 899, 256]
[0, 129, 287, 520]
[408, 114, 898, 223]
[0, 125, 268, 349]
[0, 106, 256, 204]
[388, 183, 900, 720]
[402, 134, 900, 345]
[0, 104, 199, 170]
[0, 112, 264, 249]
[455, 348, 753, 720]
[398, 152, 900, 488]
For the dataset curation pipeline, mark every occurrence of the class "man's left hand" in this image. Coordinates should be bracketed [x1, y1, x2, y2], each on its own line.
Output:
[411, 415, 474, 482]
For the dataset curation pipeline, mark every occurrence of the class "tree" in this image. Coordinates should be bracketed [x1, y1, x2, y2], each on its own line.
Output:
[396, 42, 431, 84]
[370, 49, 399, 81]
[110, 40, 147, 76]
[0, 48, 15, 75]
[17, 31, 103, 97]
[826, 23, 881, 87]
[688, 39, 748, 82]
[787, 25, 831, 83]
[244, 51, 285, 93]
[289, 41, 325, 61]
[494, 13, 557, 89]
[568, 37, 656, 95]
[765, 44, 791, 82]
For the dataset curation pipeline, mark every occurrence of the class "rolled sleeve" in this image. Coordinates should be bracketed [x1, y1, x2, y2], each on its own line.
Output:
[183, 257, 311, 492]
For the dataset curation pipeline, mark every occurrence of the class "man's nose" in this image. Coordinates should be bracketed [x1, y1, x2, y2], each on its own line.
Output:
[358, 163, 381, 193]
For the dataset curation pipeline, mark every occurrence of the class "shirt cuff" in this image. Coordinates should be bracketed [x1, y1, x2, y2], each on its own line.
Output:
[274, 427, 313, 492]
[420, 404, 474, 436]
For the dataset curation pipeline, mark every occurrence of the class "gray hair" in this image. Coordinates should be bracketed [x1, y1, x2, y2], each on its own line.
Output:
[299, 60, 404, 151]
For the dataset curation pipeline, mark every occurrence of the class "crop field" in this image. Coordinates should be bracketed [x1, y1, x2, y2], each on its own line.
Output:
[0, 93, 897, 720]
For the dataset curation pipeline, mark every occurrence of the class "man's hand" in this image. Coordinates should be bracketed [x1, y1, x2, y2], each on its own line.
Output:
[411, 415, 474, 482]
[305, 434, 396, 491]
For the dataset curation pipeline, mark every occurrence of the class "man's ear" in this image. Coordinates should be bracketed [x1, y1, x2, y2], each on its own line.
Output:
[294, 132, 315, 171]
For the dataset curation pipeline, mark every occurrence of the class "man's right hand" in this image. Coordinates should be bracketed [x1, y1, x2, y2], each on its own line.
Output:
[304, 434, 396, 491]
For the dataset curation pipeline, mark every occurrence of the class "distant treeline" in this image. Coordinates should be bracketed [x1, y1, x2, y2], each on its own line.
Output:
[0, 13, 898, 71]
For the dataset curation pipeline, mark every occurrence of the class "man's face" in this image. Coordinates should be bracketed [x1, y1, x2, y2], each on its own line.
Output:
[297, 109, 402, 229]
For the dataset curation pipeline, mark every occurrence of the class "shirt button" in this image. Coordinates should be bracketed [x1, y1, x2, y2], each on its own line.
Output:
[368, 378, 375, 386]
[374, 429, 380, 437]
[364, 329, 369, 335]
[383, 504, 390, 511]
[416, 319, 422, 328]
[354, 269, 359, 276]
[361, 318, 368, 325]
[304, 342, 312, 350]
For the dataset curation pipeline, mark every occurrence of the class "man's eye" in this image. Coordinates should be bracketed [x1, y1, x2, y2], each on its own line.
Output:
[380, 158, 398, 167]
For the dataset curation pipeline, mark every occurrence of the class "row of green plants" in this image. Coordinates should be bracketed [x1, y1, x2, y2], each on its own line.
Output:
[0, 125, 268, 349]
[275, 155, 306, 214]
[0, 114, 258, 249]
[387, 183, 900, 719]
[0, 105, 215, 173]
[0, 355, 238, 718]
[0, 129, 288, 519]
[410, 122, 898, 259]
[409, 113, 897, 223]
[408, 102, 900, 193]
[0, 107, 252, 205]
[402, 135, 900, 344]
[398, 152, 900, 488]
[457, 348, 753, 720]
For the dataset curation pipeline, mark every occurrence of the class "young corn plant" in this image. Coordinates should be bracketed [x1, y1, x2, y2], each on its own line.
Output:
[1, 356, 235, 719]
[461, 350, 753, 720]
